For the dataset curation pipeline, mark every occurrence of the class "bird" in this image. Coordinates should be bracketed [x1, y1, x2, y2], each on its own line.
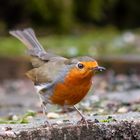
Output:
[9, 28, 105, 127]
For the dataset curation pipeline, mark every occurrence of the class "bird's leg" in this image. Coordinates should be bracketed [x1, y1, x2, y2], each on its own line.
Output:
[41, 101, 51, 126]
[38, 93, 51, 126]
[62, 104, 69, 113]
[73, 105, 89, 128]
[35, 84, 52, 127]
[41, 101, 47, 115]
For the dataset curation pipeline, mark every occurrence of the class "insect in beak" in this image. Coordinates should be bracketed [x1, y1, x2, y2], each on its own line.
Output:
[92, 66, 106, 72]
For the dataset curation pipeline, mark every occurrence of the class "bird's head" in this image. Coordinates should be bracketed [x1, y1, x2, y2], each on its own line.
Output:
[66, 56, 105, 80]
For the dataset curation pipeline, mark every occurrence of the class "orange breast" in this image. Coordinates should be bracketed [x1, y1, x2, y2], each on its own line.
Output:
[50, 68, 93, 106]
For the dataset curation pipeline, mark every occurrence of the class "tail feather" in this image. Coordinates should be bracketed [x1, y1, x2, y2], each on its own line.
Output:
[9, 28, 62, 61]
[9, 28, 46, 54]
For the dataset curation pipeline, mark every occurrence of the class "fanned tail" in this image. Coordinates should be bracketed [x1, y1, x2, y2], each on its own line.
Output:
[9, 28, 46, 57]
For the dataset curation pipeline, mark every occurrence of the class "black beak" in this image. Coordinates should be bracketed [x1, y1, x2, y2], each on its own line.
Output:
[94, 66, 106, 72]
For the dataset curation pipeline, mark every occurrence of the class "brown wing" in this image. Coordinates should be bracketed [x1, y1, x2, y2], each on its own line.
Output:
[9, 28, 68, 83]
[26, 59, 68, 84]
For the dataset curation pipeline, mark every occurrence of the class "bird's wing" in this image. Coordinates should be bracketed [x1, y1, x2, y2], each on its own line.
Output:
[26, 59, 70, 84]
[9, 28, 69, 84]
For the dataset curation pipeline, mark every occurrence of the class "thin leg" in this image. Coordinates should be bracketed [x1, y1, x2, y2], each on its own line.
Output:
[41, 102, 47, 115]
[41, 101, 51, 126]
[62, 104, 69, 113]
[36, 87, 51, 127]
[73, 105, 85, 118]
[73, 105, 89, 128]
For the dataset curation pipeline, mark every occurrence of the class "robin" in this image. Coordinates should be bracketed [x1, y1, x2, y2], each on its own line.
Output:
[9, 28, 105, 127]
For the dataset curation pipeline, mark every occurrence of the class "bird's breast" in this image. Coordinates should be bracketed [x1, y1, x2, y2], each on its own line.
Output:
[50, 72, 93, 106]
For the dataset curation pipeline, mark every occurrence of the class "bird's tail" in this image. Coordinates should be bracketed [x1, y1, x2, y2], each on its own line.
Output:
[9, 28, 46, 56]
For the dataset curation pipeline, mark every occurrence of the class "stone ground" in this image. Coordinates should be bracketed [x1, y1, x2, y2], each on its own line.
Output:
[0, 112, 140, 140]
[0, 73, 140, 139]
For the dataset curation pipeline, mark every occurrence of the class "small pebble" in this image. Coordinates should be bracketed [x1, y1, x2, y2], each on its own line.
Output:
[98, 109, 104, 113]
[117, 107, 128, 113]
[63, 119, 70, 122]
[12, 115, 18, 121]
[56, 120, 63, 124]
[107, 116, 112, 119]
[5, 127, 12, 131]
[94, 119, 99, 123]
[5, 131, 16, 137]
[92, 113, 98, 116]
[47, 112, 60, 119]
[2, 127, 12, 131]
[26, 116, 33, 121]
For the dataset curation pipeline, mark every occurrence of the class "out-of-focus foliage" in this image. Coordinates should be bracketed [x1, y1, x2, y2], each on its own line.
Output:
[1, 27, 140, 57]
[0, 0, 140, 33]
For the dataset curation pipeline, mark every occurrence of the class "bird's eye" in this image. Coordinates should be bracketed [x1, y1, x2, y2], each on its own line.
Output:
[77, 63, 84, 69]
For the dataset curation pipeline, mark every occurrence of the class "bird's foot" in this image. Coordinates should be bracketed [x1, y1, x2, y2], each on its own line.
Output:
[43, 119, 52, 128]
[77, 117, 91, 128]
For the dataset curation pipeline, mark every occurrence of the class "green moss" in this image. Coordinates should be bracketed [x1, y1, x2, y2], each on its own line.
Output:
[100, 116, 117, 123]
[0, 110, 36, 124]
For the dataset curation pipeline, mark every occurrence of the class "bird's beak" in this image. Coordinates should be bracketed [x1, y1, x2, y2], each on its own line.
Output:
[93, 66, 106, 72]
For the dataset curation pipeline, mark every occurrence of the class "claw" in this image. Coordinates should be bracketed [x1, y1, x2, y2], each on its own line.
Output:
[77, 117, 89, 128]
[73, 105, 90, 128]
[44, 120, 52, 127]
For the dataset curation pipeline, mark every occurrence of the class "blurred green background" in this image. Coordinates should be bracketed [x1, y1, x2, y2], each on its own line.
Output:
[0, 0, 139, 82]
[0, 0, 140, 58]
